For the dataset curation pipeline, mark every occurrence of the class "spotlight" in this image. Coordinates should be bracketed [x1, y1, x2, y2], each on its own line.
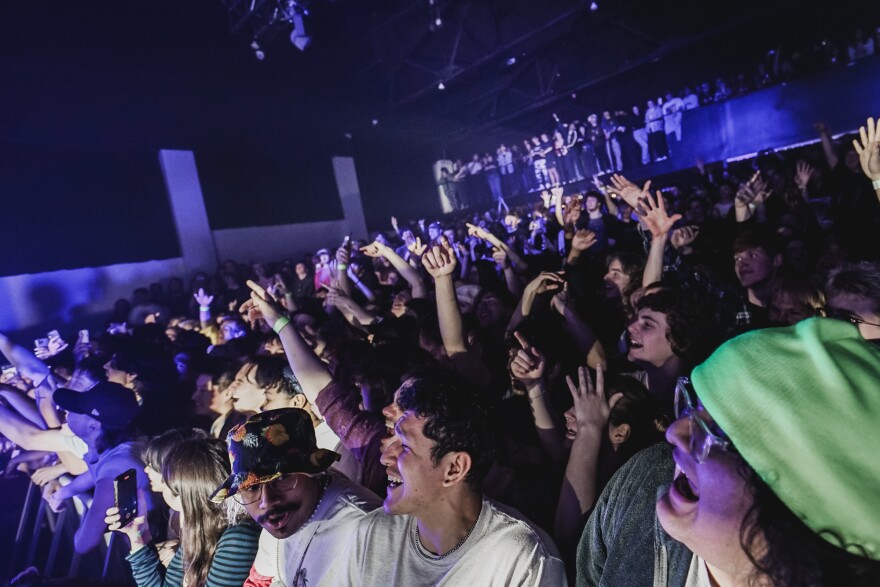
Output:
[291, 29, 312, 51]
[438, 81, 446, 90]
[590, 2, 598, 11]
[250, 40, 265, 60]
[505, 56, 517, 66]
[371, 119, 379, 126]
[289, 4, 312, 51]
[435, 17, 442, 27]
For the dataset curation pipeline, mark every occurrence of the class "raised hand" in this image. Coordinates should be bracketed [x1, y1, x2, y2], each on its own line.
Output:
[239, 280, 285, 329]
[360, 241, 389, 258]
[637, 191, 682, 238]
[852, 116, 880, 181]
[794, 160, 815, 192]
[609, 174, 652, 208]
[336, 244, 351, 266]
[670, 225, 700, 250]
[193, 288, 214, 307]
[492, 247, 510, 269]
[510, 332, 546, 386]
[591, 174, 605, 192]
[407, 236, 428, 257]
[735, 171, 771, 207]
[524, 271, 565, 296]
[391, 216, 399, 230]
[465, 222, 493, 242]
[325, 286, 351, 309]
[550, 287, 573, 315]
[421, 242, 458, 279]
[565, 364, 622, 433]
[571, 229, 597, 252]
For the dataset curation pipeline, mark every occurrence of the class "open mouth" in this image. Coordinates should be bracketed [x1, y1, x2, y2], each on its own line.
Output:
[264, 510, 290, 530]
[629, 340, 643, 350]
[672, 468, 699, 502]
[387, 473, 403, 489]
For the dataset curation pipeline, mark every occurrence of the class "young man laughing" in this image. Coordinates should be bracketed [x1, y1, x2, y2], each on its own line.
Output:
[325, 372, 566, 586]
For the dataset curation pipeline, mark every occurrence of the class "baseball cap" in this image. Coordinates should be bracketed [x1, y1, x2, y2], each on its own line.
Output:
[54, 381, 139, 431]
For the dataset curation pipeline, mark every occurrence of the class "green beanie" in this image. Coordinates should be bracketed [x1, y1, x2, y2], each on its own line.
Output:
[692, 318, 880, 560]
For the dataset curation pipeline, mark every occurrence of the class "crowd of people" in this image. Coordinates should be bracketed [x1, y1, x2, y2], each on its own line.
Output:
[1, 109, 879, 586]
[439, 24, 880, 212]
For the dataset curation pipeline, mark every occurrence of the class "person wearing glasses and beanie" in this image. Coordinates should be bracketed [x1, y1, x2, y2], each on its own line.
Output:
[211, 408, 380, 587]
[576, 317, 880, 586]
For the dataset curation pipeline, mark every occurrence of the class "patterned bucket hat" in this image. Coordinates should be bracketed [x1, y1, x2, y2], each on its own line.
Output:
[210, 408, 339, 503]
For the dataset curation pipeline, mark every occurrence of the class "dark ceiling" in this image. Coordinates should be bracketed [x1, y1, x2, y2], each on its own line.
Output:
[3, 0, 875, 158]
[221, 0, 877, 154]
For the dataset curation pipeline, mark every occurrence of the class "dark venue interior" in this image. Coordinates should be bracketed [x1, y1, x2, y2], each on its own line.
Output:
[1, 0, 879, 585]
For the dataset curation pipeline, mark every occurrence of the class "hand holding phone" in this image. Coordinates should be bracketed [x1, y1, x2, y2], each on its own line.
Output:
[114, 468, 138, 528]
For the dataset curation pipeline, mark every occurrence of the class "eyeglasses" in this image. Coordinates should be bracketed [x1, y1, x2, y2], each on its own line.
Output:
[827, 309, 880, 329]
[232, 473, 300, 505]
[674, 377, 731, 464]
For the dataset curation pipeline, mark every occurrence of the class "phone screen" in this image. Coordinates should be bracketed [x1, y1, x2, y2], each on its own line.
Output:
[114, 468, 138, 528]
[34, 338, 49, 350]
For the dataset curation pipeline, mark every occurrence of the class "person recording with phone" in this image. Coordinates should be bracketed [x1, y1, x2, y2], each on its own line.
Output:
[106, 435, 260, 587]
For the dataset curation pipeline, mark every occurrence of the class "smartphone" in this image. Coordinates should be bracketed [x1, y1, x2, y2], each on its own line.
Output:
[78, 329, 90, 344]
[47, 330, 61, 340]
[34, 338, 49, 350]
[114, 468, 138, 528]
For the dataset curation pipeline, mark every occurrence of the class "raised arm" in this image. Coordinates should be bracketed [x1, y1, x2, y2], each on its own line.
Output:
[240, 280, 331, 405]
[550, 289, 606, 370]
[466, 223, 527, 273]
[815, 122, 838, 170]
[733, 171, 771, 223]
[852, 115, 880, 204]
[510, 332, 566, 462]
[421, 241, 466, 355]
[361, 241, 427, 299]
[555, 365, 622, 550]
[638, 191, 682, 287]
[0, 331, 50, 386]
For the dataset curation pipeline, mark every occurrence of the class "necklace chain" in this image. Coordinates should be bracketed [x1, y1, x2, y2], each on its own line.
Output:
[413, 514, 479, 561]
[275, 474, 330, 587]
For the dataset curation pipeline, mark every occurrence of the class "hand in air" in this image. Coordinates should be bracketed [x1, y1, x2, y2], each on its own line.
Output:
[510, 332, 546, 386]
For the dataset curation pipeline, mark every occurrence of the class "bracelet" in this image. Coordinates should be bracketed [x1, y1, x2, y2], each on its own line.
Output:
[872, 179, 880, 190]
[272, 316, 291, 334]
[199, 305, 210, 312]
[337, 263, 349, 271]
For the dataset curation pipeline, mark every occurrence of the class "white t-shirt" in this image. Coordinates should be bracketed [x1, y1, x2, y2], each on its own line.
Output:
[314, 420, 362, 486]
[252, 471, 381, 586]
[323, 498, 567, 586]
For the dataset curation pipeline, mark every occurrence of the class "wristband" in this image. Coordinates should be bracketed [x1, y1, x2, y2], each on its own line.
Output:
[873, 179, 880, 190]
[337, 263, 348, 271]
[199, 305, 210, 313]
[272, 316, 291, 334]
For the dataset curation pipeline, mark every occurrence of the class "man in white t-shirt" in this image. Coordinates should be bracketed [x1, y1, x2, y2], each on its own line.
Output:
[212, 408, 381, 587]
[324, 372, 567, 586]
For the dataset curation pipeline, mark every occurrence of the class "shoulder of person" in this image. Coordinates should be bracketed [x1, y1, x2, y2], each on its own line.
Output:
[483, 499, 561, 558]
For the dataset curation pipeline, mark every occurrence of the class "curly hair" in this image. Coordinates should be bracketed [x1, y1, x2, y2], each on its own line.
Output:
[396, 370, 496, 490]
[738, 460, 880, 586]
[635, 289, 718, 368]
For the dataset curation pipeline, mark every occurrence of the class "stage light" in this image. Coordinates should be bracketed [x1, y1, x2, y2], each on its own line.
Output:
[505, 56, 517, 66]
[435, 17, 442, 27]
[438, 81, 446, 90]
[590, 2, 598, 11]
[250, 40, 265, 60]
[371, 119, 379, 126]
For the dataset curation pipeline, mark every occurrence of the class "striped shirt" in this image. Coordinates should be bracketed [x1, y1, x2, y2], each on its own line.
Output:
[127, 521, 260, 587]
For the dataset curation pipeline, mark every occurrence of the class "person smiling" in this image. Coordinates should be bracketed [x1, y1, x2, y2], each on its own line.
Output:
[577, 318, 880, 586]
[328, 371, 566, 586]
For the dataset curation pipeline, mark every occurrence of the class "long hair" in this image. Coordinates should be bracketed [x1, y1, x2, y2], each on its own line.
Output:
[738, 460, 880, 586]
[162, 438, 230, 587]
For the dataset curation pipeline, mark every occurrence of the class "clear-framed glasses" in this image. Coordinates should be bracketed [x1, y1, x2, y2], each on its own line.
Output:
[232, 473, 301, 505]
[826, 309, 880, 329]
[674, 377, 731, 464]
